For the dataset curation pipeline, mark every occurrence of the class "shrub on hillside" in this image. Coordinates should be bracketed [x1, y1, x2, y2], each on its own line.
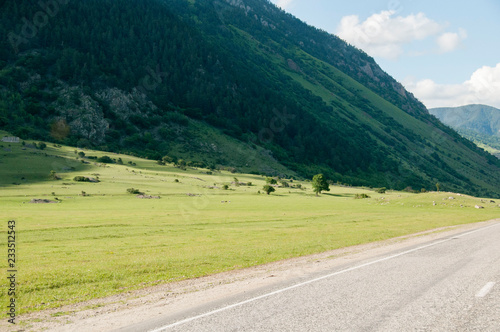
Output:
[127, 188, 143, 195]
[49, 170, 60, 180]
[74, 176, 99, 183]
[74, 176, 90, 182]
[162, 155, 174, 164]
[266, 177, 277, 185]
[97, 155, 114, 163]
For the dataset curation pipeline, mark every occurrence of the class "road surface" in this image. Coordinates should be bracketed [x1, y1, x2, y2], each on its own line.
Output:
[118, 221, 500, 332]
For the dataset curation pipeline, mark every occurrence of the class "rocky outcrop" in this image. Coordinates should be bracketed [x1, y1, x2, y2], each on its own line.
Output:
[54, 87, 109, 145]
[96, 88, 158, 121]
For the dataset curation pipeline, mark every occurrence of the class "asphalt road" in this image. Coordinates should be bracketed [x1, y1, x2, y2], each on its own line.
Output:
[118, 222, 500, 332]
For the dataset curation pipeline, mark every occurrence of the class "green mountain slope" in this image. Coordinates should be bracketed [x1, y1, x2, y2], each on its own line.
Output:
[1, 0, 500, 197]
[430, 105, 500, 158]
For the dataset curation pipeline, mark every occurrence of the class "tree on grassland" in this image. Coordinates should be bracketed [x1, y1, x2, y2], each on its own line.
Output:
[263, 185, 275, 195]
[312, 174, 329, 196]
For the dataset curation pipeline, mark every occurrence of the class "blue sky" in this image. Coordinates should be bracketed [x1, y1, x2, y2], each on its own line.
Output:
[270, 0, 500, 109]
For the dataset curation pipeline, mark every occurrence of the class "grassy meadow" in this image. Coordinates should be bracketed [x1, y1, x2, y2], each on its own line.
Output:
[0, 132, 499, 315]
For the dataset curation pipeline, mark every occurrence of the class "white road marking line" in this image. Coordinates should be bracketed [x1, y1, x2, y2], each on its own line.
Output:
[476, 282, 496, 298]
[148, 222, 500, 332]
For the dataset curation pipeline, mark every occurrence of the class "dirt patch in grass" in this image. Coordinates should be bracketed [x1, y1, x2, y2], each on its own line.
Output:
[29, 199, 60, 204]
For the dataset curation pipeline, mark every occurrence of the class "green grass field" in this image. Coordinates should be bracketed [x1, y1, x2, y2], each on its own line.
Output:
[0, 132, 499, 315]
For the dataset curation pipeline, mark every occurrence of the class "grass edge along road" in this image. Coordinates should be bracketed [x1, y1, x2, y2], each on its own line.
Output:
[0, 133, 499, 318]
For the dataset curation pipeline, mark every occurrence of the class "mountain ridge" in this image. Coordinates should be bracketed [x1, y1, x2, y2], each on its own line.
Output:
[429, 104, 500, 136]
[429, 104, 500, 158]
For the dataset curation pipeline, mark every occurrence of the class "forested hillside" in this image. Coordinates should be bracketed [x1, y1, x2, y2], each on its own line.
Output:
[1, 0, 500, 197]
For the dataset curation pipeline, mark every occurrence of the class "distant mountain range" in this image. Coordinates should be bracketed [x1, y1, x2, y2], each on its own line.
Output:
[430, 105, 500, 158]
[430, 104, 500, 136]
[1, 0, 500, 197]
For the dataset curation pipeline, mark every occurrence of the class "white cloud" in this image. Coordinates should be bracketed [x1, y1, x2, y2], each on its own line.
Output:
[403, 63, 500, 109]
[273, 0, 294, 9]
[336, 11, 467, 60]
[437, 29, 467, 53]
[337, 11, 443, 59]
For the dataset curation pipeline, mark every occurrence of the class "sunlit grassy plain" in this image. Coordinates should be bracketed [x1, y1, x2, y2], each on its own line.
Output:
[0, 131, 498, 315]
